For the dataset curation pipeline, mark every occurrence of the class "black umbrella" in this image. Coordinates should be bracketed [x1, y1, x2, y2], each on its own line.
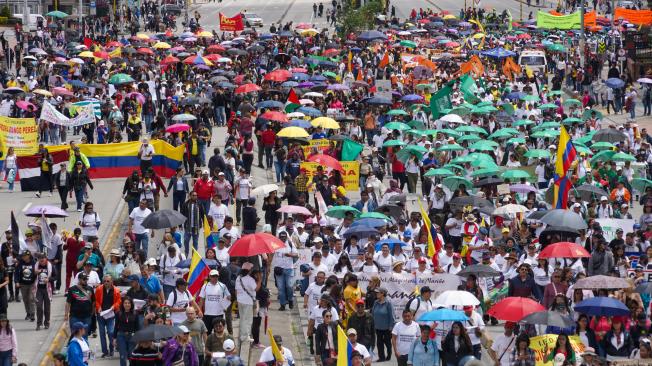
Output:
[540, 209, 587, 230]
[575, 184, 608, 202]
[327, 134, 347, 142]
[342, 226, 379, 238]
[376, 204, 405, 221]
[449, 196, 494, 211]
[387, 194, 407, 204]
[131, 325, 182, 342]
[474, 177, 504, 187]
[539, 226, 580, 245]
[527, 209, 549, 220]
[592, 128, 628, 143]
[141, 209, 187, 229]
[520, 311, 575, 328]
[247, 45, 265, 53]
[274, 53, 290, 64]
[457, 264, 501, 278]
[227, 48, 248, 57]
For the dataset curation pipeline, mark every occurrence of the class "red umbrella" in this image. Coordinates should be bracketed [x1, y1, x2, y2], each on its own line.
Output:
[260, 111, 288, 123]
[207, 44, 226, 53]
[235, 83, 262, 94]
[307, 154, 344, 172]
[161, 55, 180, 64]
[228, 233, 286, 257]
[52, 87, 74, 96]
[204, 54, 221, 62]
[538, 242, 590, 259]
[290, 67, 308, 73]
[165, 123, 191, 133]
[93, 51, 109, 59]
[487, 297, 545, 322]
[322, 48, 340, 57]
[137, 47, 154, 55]
[105, 41, 122, 48]
[264, 70, 290, 82]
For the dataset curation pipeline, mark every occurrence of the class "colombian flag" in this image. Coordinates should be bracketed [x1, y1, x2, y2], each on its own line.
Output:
[553, 126, 577, 209]
[203, 215, 217, 249]
[337, 325, 353, 366]
[418, 198, 439, 266]
[187, 247, 210, 296]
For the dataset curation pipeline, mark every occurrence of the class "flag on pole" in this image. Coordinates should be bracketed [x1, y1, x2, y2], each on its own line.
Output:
[40, 213, 53, 251]
[553, 126, 577, 209]
[187, 247, 210, 296]
[285, 88, 301, 112]
[430, 85, 452, 119]
[418, 198, 440, 268]
[202, 215, 216, 249]
[10, 211, 26, 253]
[378, 52, 389, 68]
[267, 329, 285, 363]
[337, 325, 353, 366]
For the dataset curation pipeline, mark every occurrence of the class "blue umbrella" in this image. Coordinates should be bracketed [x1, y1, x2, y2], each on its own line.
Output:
[292, 73, 309, 81]
[288, 119, 312, 128]
[481, 47, 516, 59]
[574, 297, 630, 317]
[605, 78, 625, 89]
[357, 30, 387, 41]
[342, 225, 378, 238]
[418, 309, 469, 322]
[374, 238, 407, 251]
[310, 75, 327, 82]
[260, 33, 276, 40]
[297, 106, 322, 117]
[281, 81, 299, 88]
[256, 100, 285, 109]
[69, 80, 87, 88]
[175, 258, 219, 269]
[350, 218, 388, 228]
[401, 94, 423, 102]
[364, 96, 393, 105]
[319, 60, 338, 68]
[506, 92, 525, 101]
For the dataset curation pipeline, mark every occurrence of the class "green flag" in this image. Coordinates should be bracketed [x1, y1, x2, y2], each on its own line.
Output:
[430, 86, 452, 119]
[460, 74, 479, 104]
[341, 138, 364, 161]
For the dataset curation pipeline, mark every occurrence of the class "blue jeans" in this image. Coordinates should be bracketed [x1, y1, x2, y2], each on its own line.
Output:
[172, 191, 186, 211]
[630, 102, 637, 119]
[97, 315, 115, 354]
[198, 199, 210, 217]
[215, 106, 226, 126]
[183, 232, 199, 257]
[127, 198, 138, 214]
[135, 233, 149, 255]
[143, 114, 153, 133]
[74, 188, 85, 210]
[274, 268, 294, 305]
[116, 331, 134, 366]
[0, 350, 11, 366]
[274, 161, 286, 183]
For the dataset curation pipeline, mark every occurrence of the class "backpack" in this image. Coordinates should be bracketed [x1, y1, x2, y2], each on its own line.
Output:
[172, 289, 191, 308]
[404, 296, 421, 314]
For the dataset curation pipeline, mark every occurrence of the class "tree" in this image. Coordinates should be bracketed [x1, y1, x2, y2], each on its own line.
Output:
[337, 0, 384, 37]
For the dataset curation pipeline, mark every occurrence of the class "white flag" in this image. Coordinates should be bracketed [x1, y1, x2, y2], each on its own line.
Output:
[40, 213, 52, 251]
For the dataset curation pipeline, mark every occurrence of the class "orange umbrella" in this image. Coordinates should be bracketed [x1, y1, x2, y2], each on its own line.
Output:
[161, 55, 180, 64]
[137, 47, 154, 55]
[235, 83, 262, 94]
[260, 111, 288, 122]
[264, 70, 290, 82]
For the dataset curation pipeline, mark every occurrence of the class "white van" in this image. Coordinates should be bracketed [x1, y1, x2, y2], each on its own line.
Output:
[518, 50, 547, 74]
[13, 14, 46, 29]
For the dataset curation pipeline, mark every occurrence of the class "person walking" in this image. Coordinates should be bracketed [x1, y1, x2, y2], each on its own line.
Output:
[162, 325, 200, 366]
[138, 138, 155, 174]
[35, 148, 53, 198]
[15, 250, 36, 322]
[180, 191, 205, 257]
[235, 263, 260, 353]
[198, 269, 231, 335]
[54, 162, 71, 210]
[69, 161, 94, 212]
[167, 167, 189, 211]
[128, 199, 153, 255]
[2, 147, 17, 192]
[95, 274, 121, 358]
[64, 272, 95, 332]
[233, 168, 252, 226]
[0, 315, 17, 366]
[33, 253, 53, 330]
[64, 228, 84, 291]
[408, 325, 439, 366]
[372, 287, 394, 362]
[67, 321, 92, 366]
[272, 231, 298, 311]
[113, 296, 140, 366]
[392, 310, 420, 366]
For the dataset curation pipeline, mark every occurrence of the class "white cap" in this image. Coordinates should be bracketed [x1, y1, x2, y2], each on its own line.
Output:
[178, 325, 190, 333]
[209, 269, 219, 276]
[202, 169, 209, 175]
[262, 224, 272, 233]
[622, 203, 629, 208]
[223, 339, 235, 351]
[548, 145, 556, 149]
[600, 196, 608, 201]
[313, 237, 323, 243]
[436, 184, 443, 188]
[573, 203, 581, 208]
[146, 258, 157, 266]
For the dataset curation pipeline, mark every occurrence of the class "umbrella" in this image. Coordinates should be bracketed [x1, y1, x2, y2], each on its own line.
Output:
[442, 176, 473, 191]
[351, 218, 389, 229]
[520, 311, 575, 328]
[418, 309, 469, 322]
[501, 170, 531, 180]
[487, 297, 545, 322]
[276, 205, 312, 216]
[165, 123, 191, 133]
[357, 30, 388, 41]
[358, 212, 391, 220]
[638, 78, 652, 84]
[424, 168, 454, 177]
[383, 140, 405, 148]
[131, 325, 182, 342]
[449, 196, 494, 211]
[509, 184, 538, 194]
[24, 205, 68, 218]
[235, 83, 262, 94]
[228, 233, 286, 257]
[172, 114, 197, 122]
[457, 264, 501, 278]
[325, 206, 361, 219]
[574, 297, 630, 317]
[261, 111, 288, 123]
[524, 149, 551, 159]
[573, 275, 631, 290]
[474, 177, 504, 188]
[574, 184, 608, 202]
[46, 10, 68, 18]
[632, 178, 652, 192]
[440, 114, 465, 124]
[540, 209, 588, 230]
[307, 154, 344, 171]
[251, 184, 280, 196]
[277, 127, 309, 138]
[635, 282, 652, 293]
[311, 117, 340, 129]
[493, 204, 528, 216]
[433, 290, 480, 306]
[592, 128, 627, 143]
[471, 167, 501, 178]
[108, 73, 135, 85]
[538, 242, 590, 259]
[141, 209, 187, 229]
[375, 204, 405, 221]
[605, 78, 625, 89]
[343, 225, 379, 238]
[374, 238, 408, 251]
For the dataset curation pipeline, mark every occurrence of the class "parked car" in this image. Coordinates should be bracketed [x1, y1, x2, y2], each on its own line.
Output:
[243, 13, 263, 27]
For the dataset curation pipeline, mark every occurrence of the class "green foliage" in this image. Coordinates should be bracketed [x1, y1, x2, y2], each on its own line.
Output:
[0, 6, 10, 18]
[337, 0, 384, 37]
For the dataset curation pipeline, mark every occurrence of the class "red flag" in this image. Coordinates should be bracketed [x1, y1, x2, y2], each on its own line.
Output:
[378, 52, 389, 68]
[356, 69, 364, 81]
[219, 13, 244, 32]
[83, 37, 93, 49]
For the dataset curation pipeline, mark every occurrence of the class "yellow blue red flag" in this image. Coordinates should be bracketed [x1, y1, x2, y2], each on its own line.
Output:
[553, 126, 577, 209]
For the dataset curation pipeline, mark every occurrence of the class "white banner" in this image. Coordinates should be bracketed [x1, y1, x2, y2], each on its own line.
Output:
[39, 101, 96, 127]
[595, 218, 635, 242]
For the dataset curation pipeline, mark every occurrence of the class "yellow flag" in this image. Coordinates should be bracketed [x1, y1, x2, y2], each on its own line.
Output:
[268, 329, 285, 363]
[417, 198, 435, 257]
[202, 214, 211, 243]
[108, 47, 122, 58]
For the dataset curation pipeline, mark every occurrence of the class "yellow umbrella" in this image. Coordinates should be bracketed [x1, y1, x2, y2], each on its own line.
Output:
[472, 33, 485, 39]
[33, 89, 53, 97]
[196, 31, 213, 38]
[300, 29, 319, 37]
[443, 14, 457, 20]
[311, 117, 340, 129]
[136, 33, 150, 40]
[78, 51, 95, 58]
[153, 42, 171, 49]
[277, 127, 309, 138]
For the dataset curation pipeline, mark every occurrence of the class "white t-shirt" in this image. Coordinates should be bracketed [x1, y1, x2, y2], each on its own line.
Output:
[259, 347, 294, 365]
[272, 242, 297, 269]
[309, 305, 339, 327]
[166, 289, 193, 324]
[79, 212, 101, 237]
[374, 253, 393, 272]
[235, 275, 257, 305]
[71, 270, 101, 288]
[492, 334, 516, 366]
[446, 217, 463, 237]
[199, 281, 231, 316]
[465, 311, 485, 345]
[129, 207, 152, 235]
[208, 203, 229, 229]
[352, 343, 370, 360]
[392, 321, 420, 356]
[218, 226, 241, 241]
[234, 177, 252, 200]
[304, 283, 324, 312]
[139, 144, 155, 161]
[159, 252, 186, 286]
[215, 247, 230, 267]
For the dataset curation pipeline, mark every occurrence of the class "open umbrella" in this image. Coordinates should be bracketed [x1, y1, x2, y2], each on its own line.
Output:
[540, 209, 588, 230]
[307, 154, 344, 171]
[343, 225, 379, 238]
[24, 205, 68, 218]
[575, 184, 608, 202]
[592, 128, 628, 143]
[434, 290, 480, 306]
[228, 233, 286, 257]
[487, 297, 545, 322]
[520, 311, 575, 328]
[375, 204, 405, 221]
[442, 176, 473, 191]
[165, 123, 191, 133]
[457, 264, 501, 278]
[418, 309, 469, 322]
[276, 205, 312, 216]
[573, 275, 631, 290]
[141, 209, 187, 229]
[605, 78, 625, 89]
[131, 325, 182, 343]
[574, 297, 630, 317]
[538, 242, 590, 259]
[325, 205, 361, 219]
[449, 196, 494, 211]
[632, 178, 652, 192]
[493, 204, 528, 216]
[251, 184, 280, 196]
[351, 218, 389, 229]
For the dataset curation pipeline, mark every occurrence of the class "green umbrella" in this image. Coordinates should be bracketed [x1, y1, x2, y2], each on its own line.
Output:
[108, 73, 135, 84]
[539, 103, 558, 110]
[590, 141, 615, 151]
[471, 167, 501, 178]
[612, 152, 636, 162]
[322, 71, 337, 78]
[384, 122, 411, 131]
[513, 119, 535, 127]
[574, 144, 592, 155]
[439, 129, 462, 138]
[531, 130, 559, 139]
[358, 212, 391, 220]
[520, 95, 540, 102]
[405, 129, 426, 137]
[442, 176, 473, 191]
[582, 109, 603, 120]
[396, 148, 425, 163]
[501, 169, 531, 180]
[548, 91, 564, 96]
[325, 205, 361, 218]
[387, 109, 409, 116]
[508, 137, 526, 144]
[451, 155, 474, 164]
[449, 106, 471, 116]
[476, 101, 494, 107]
[470, 140, 499, 151]
[547, 43, 567, 52]
[407, 119, 426, 129]
[382, 139, 405, 147]
[472, 105, 499, 114]
[563, 99, 582, 107]
[400, 40, 417, 48]
[524, 149, 551, 158]
[632, 178, 652, 192]
[591, 150, 616, 163]
[562, 117, 584, 125]
[438, 144, 464, 151]
[444, 164, 465, 171]
[46, 10, 68, 18]
[500, 103, 515, 115]
[424, 129, 439, 136]
[489, 130, 517, 140]
[416, 83, 435, 90]
[539, 121, 561, 129]
[468, 153, 496, 167]
[456, 125, 487, 135]
[458, 134, 482, 143]
[424, 168, 455, 177]
[403, 145, 428, 154]
[576, 132, 596, 145]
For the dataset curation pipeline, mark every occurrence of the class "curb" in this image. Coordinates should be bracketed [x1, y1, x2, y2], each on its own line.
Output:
[38, 198, 127, 366]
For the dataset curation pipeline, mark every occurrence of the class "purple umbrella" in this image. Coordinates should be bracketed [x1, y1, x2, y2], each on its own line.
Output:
[327, 84, 349, 91]
[297, 81, 315, 88]
[509, 184, 538, 194]
[25, 205, 69, 218]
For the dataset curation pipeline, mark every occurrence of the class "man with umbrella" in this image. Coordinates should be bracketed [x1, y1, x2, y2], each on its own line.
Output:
[508, 263, 541, 300]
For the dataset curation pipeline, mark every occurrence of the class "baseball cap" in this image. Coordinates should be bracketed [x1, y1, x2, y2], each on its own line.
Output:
[420, 286, 432, 293]
[463, 305, 473, 311]
[223, 339, 235, 351]
[84, 243, 92, 249]
[202, 169, 209, 175]
[573, 202, 581, 208]
[209, 269, 219, 276]
[453, 253, 461, 259]
[501, 227, 510, 233]
[479, 227, 489, 235]
[355, 299, 365, 306]
[146, 258, 157, 266]
[600, 196, 608, 201]
[347, 328, 357, 335]
[178, 325, 190, 333]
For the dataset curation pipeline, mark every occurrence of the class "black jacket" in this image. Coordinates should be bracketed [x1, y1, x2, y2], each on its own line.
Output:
[69, 168, 94, 191]
[315, 322, 339, 359]
[242, 206, 258, 234]
[441, 333, 473, 366]
[180, 200, 205, 233]
[600, 330, 633, 358]
[347, 312, 375, 349]
[53, 170, 71, 189]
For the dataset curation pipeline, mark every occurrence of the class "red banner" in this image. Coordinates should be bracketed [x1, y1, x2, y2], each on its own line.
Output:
[219, 13, 244, 31]
[615, 7, 652, 25]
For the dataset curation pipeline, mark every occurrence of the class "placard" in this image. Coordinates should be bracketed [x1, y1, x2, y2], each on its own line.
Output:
[300, 161, 360, 191]
[0, 117, 38, 156]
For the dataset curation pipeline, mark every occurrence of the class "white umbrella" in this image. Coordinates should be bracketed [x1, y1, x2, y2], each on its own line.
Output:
[287, 112, 305, 118]
[440, 114, 467, 124]
[300, 99, 315, 105]
[172, 113, 197, 121]
[304, 92, 325, 98]
[638, 78, 652, 84]
[251, 184, 279, 196]
[433, 290, 480, 306]
[493, 204, 529, 216]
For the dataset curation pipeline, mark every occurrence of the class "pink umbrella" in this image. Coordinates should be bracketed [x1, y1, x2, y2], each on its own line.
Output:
[276, 205, 312, 216]
[16, 100, 36, 111]
[165, 123, 191, 133]
[509, 184, 537, 194]
[126, 92, 145, 104]
[52, 87, 73, 96]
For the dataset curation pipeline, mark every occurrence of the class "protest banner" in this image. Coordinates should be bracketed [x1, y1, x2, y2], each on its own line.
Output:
[301, 139, 330, 156]
[40, 101, 96, 127]
[595, 218, 635, 242]
[529, 334, 585, 366]
[219, 13, 244, 31]
[300, 161, 360, 191]
[0, 117, 38, 156]
[536, 11, 582, 29]
[627, 262, 652, 281]
[614, 8, 652, 25]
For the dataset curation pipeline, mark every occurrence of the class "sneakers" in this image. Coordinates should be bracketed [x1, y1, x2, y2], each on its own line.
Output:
[279, 305, 286, 311]
[252, 343, 266, 349]
[77, 209, 82, 212]
[36, 325, 41, 331]
[35, 192, 41, 198]
[48, 193, 52, 197]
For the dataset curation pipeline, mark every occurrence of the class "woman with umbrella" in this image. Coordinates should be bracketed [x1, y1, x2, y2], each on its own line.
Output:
[161, 325, 199, 366]
[546, 294, 575, 335]
[262, 190, 281, 235]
